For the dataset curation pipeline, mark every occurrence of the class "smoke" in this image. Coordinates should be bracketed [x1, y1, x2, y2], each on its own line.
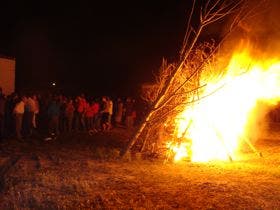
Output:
[208, 0, 280, 60]
[228, 0, 280, 55]
[246, 101, 274, 144]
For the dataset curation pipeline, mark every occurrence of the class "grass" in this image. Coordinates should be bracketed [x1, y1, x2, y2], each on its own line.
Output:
[0, 127, 279, 209]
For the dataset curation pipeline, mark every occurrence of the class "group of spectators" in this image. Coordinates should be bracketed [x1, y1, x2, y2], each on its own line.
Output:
[0, 87, 139, 141]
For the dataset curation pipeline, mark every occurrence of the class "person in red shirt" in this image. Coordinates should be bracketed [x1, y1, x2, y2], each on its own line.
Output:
[85, 101, 94, 131]
[91, 100, 100, 132]
[76, 95, 86, 131]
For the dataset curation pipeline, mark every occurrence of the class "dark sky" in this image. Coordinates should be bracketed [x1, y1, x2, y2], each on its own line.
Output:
[0, 0, 189, 96]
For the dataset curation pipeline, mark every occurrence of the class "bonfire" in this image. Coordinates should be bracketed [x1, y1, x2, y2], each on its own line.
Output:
[168, 42, 280, 162]
[121, 0, 280, 163]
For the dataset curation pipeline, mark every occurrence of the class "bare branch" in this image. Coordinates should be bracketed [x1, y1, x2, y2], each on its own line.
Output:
[181, 0, 197, 58]
[122, 0, 265, 157]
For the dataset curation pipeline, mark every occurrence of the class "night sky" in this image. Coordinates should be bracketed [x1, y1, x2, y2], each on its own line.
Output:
[0, 1, 190, 96]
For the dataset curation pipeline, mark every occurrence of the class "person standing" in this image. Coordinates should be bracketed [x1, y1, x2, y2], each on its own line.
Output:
[85, 101, 94, 131]
[47, 96, 60, 137]
[5, 93, 18, 138]
[65, 99, 75, 132]
[13, 96, 26, 139]
[107, 97, 113, 130]
[0, 92, 6, 141]
[32, 94, 40, 129]
[124, 97, 134, 129]
[92, 99, 100, 132]
[114, 98, 123, 127]
[77, 95, 86, 131]
[59, 95, 67, 132]
[24, 94, 36, 137]
[100, 96, 110, 131]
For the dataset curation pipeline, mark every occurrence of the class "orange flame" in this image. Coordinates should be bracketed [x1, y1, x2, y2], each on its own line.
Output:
[168, 44, 280, 162]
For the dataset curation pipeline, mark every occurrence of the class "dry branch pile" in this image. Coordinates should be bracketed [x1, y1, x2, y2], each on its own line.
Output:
[122, 0, 267, 159]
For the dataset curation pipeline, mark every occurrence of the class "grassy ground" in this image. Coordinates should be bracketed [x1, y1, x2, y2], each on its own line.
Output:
[0, 127, 279, 209]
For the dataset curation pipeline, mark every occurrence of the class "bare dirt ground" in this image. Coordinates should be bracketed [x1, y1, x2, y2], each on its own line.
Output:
[0, 126, 279, 209]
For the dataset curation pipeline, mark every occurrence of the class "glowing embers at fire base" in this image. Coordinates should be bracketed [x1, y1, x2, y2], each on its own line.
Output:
[168, 48, 280, 162]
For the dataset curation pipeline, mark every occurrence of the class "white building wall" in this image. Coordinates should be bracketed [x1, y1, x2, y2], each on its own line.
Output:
[0, 57, 15, 95]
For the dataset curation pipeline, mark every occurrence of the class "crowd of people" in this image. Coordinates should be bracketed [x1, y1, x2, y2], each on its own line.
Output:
[0, 87, 140, 141]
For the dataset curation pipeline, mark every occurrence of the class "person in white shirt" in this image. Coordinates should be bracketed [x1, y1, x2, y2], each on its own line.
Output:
[25, 95, 36, 136]
[13, 96, 27, 139]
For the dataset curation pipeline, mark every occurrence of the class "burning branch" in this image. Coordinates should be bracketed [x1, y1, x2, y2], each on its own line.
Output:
[121, 0, 266, 159]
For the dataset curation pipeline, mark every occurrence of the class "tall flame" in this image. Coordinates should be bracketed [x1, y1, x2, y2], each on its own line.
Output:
[169, 44, 280, 162]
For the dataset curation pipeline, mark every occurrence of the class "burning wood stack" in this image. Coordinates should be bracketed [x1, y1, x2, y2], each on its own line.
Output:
[122, 0, 280, 163]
